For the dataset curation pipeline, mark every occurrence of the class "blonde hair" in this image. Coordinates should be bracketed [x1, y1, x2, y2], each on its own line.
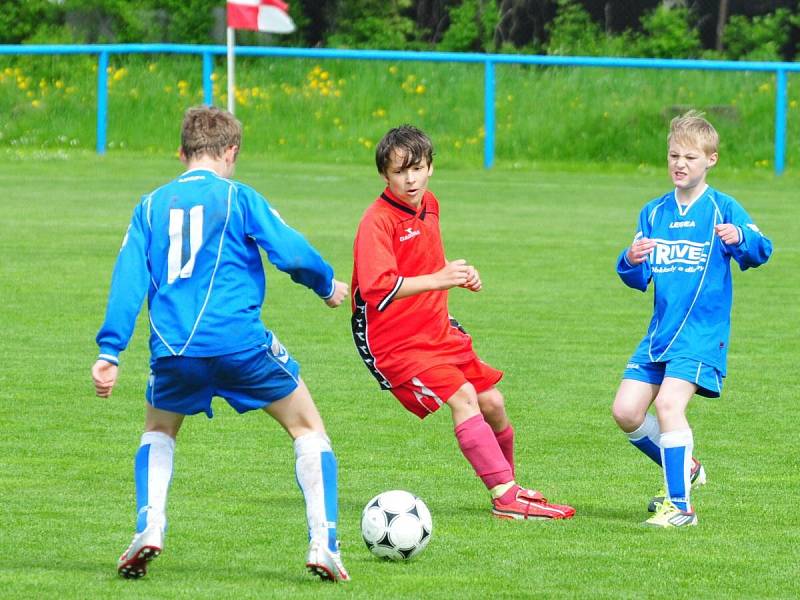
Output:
[668, 110, 719, 155]
[181, 106, 242, 161]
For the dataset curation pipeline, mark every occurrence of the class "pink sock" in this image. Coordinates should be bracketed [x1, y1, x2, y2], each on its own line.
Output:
[499, 484, 521, 504]
[454, 414, 513, 490]
[494, 425, 515, 477]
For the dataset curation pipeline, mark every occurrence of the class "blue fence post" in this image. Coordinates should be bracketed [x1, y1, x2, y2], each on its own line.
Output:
[202, 52, 213, 106]
[96, 50, 109, 155]
[774, 69, 787, 176]
[484, 59, 495, 169]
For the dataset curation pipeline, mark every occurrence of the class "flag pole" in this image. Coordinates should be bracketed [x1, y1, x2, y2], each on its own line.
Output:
[226, 26, 235, 114]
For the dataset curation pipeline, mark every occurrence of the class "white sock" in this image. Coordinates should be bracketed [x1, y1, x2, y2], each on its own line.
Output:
[134, 431, 175, 533]
[294, 432, 339, 552]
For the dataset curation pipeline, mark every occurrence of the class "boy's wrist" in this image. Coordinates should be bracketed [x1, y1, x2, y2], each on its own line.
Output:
[97, 352, 119, 366]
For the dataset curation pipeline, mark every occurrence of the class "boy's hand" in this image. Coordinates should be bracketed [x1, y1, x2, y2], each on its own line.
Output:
[626, 237, 656, 265]
[92, 360, 118, 398]
[459, 265, 482, 292]
[432, 259, 473, 290]
[325, 279, 349, 308]
[715, 223, 741, 246]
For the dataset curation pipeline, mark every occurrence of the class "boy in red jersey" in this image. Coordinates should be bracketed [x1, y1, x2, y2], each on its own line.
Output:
[351, 125, 575, 520]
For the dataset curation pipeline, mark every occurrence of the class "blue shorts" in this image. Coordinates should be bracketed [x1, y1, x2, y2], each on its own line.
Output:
[145, 338, 300, 418]
[623, 356, 723, 398]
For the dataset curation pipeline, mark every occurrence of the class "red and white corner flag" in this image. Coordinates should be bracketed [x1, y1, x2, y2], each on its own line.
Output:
[227, 0, 296, 34]
[225, 1, 296, 113]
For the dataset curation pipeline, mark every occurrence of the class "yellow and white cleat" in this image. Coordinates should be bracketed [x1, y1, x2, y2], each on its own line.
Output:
[644, 500, 697, 528]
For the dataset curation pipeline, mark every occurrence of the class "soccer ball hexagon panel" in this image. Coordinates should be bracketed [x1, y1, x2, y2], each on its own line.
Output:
[361, 490, 433, 560]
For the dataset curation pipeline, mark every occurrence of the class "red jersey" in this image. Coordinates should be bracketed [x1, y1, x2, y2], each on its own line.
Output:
[351, 188, 477, 388]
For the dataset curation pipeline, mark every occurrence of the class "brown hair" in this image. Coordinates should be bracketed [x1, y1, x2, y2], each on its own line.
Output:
[375, 125, 434, 175]
[668, 110, 719, 155]
[180, 106, 242, 161]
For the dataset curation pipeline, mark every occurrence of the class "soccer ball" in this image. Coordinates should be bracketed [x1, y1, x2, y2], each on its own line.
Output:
[361, 490, 432, 560]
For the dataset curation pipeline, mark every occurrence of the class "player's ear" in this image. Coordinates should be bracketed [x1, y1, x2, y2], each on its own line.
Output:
[428, 162, 434, 177]
[706, 152, 718, 169]
[179, 147, 188, 165]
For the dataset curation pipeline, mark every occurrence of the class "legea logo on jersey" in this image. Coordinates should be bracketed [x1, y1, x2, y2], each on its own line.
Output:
[399, 227, 421, 242]
[668, 220, 696, 229]
[649, 238, 709, 273]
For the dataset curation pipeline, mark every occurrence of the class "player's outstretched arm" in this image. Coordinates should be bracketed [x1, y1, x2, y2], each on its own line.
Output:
[92, 359, 119, 398]
[395, 259, 473, 299]
[324, 279, 349, 308]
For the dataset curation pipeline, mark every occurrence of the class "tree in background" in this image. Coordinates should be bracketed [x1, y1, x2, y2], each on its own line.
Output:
[1, 0, 797, 60]
[438, 0, 500, 52]
[494, 0, 553, 51]
[723, 8, 793, 61]
[635, 4, 701, 58]
[0, 0, 63, 44]
[326, 0, 415, 49]
[415, 0, 451, 44]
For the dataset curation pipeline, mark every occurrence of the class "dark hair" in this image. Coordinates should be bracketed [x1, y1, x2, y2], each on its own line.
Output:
[375, 125, 434, 175]
[181, 105, 242, 161]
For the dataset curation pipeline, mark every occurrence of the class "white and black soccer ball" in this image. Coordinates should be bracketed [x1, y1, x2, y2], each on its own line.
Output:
[361, 490, 432, 560]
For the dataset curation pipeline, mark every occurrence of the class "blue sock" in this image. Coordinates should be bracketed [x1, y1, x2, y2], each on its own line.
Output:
[321, 451, 339, 552]
[660, 429, 693, 512]
[134, 431, 175, 533]
[626, 413, 662, 466]
[295, 432, 339, 552]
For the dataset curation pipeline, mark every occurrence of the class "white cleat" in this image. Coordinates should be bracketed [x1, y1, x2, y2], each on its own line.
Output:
[117, 526, 164, 579]
[305, 538, 350, 582]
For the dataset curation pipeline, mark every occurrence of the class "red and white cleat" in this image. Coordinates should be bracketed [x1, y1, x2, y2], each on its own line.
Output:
[305, 539, 350, 582]
[492, 488, 576, 520]
[117, 526, 163, 579]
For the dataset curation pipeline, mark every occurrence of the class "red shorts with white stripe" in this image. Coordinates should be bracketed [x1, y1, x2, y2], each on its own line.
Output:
[391, 359, 504, 419]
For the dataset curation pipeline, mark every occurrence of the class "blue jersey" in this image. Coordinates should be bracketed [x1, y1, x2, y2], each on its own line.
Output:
[616, 185, 772, 374]
[96, 169, 335, 364]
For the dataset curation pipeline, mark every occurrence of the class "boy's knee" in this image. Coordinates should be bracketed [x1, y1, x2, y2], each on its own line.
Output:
[611, 399, 645, 431]
[653, 394, 678, 416]
[478, 388, 506, 417]
[447, 384, 479, 411]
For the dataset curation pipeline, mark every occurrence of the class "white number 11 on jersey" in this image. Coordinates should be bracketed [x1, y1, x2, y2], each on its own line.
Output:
[167, 206, 203, 284]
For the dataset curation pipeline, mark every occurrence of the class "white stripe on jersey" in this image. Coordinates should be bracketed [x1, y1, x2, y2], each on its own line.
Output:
[648, 201, 666, 226]
[378, 276, 404, 312]
[178, 183, 233, 356]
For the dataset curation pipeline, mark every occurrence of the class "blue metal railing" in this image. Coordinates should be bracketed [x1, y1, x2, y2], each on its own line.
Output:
[1, 44, 797, 173]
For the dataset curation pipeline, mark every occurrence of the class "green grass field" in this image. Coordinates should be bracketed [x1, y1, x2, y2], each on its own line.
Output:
[1, 155, 798, 599]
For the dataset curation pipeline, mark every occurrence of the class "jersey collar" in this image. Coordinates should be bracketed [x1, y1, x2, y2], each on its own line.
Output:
[673, 183, 709, 217]
[380, 188, 428, 220]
